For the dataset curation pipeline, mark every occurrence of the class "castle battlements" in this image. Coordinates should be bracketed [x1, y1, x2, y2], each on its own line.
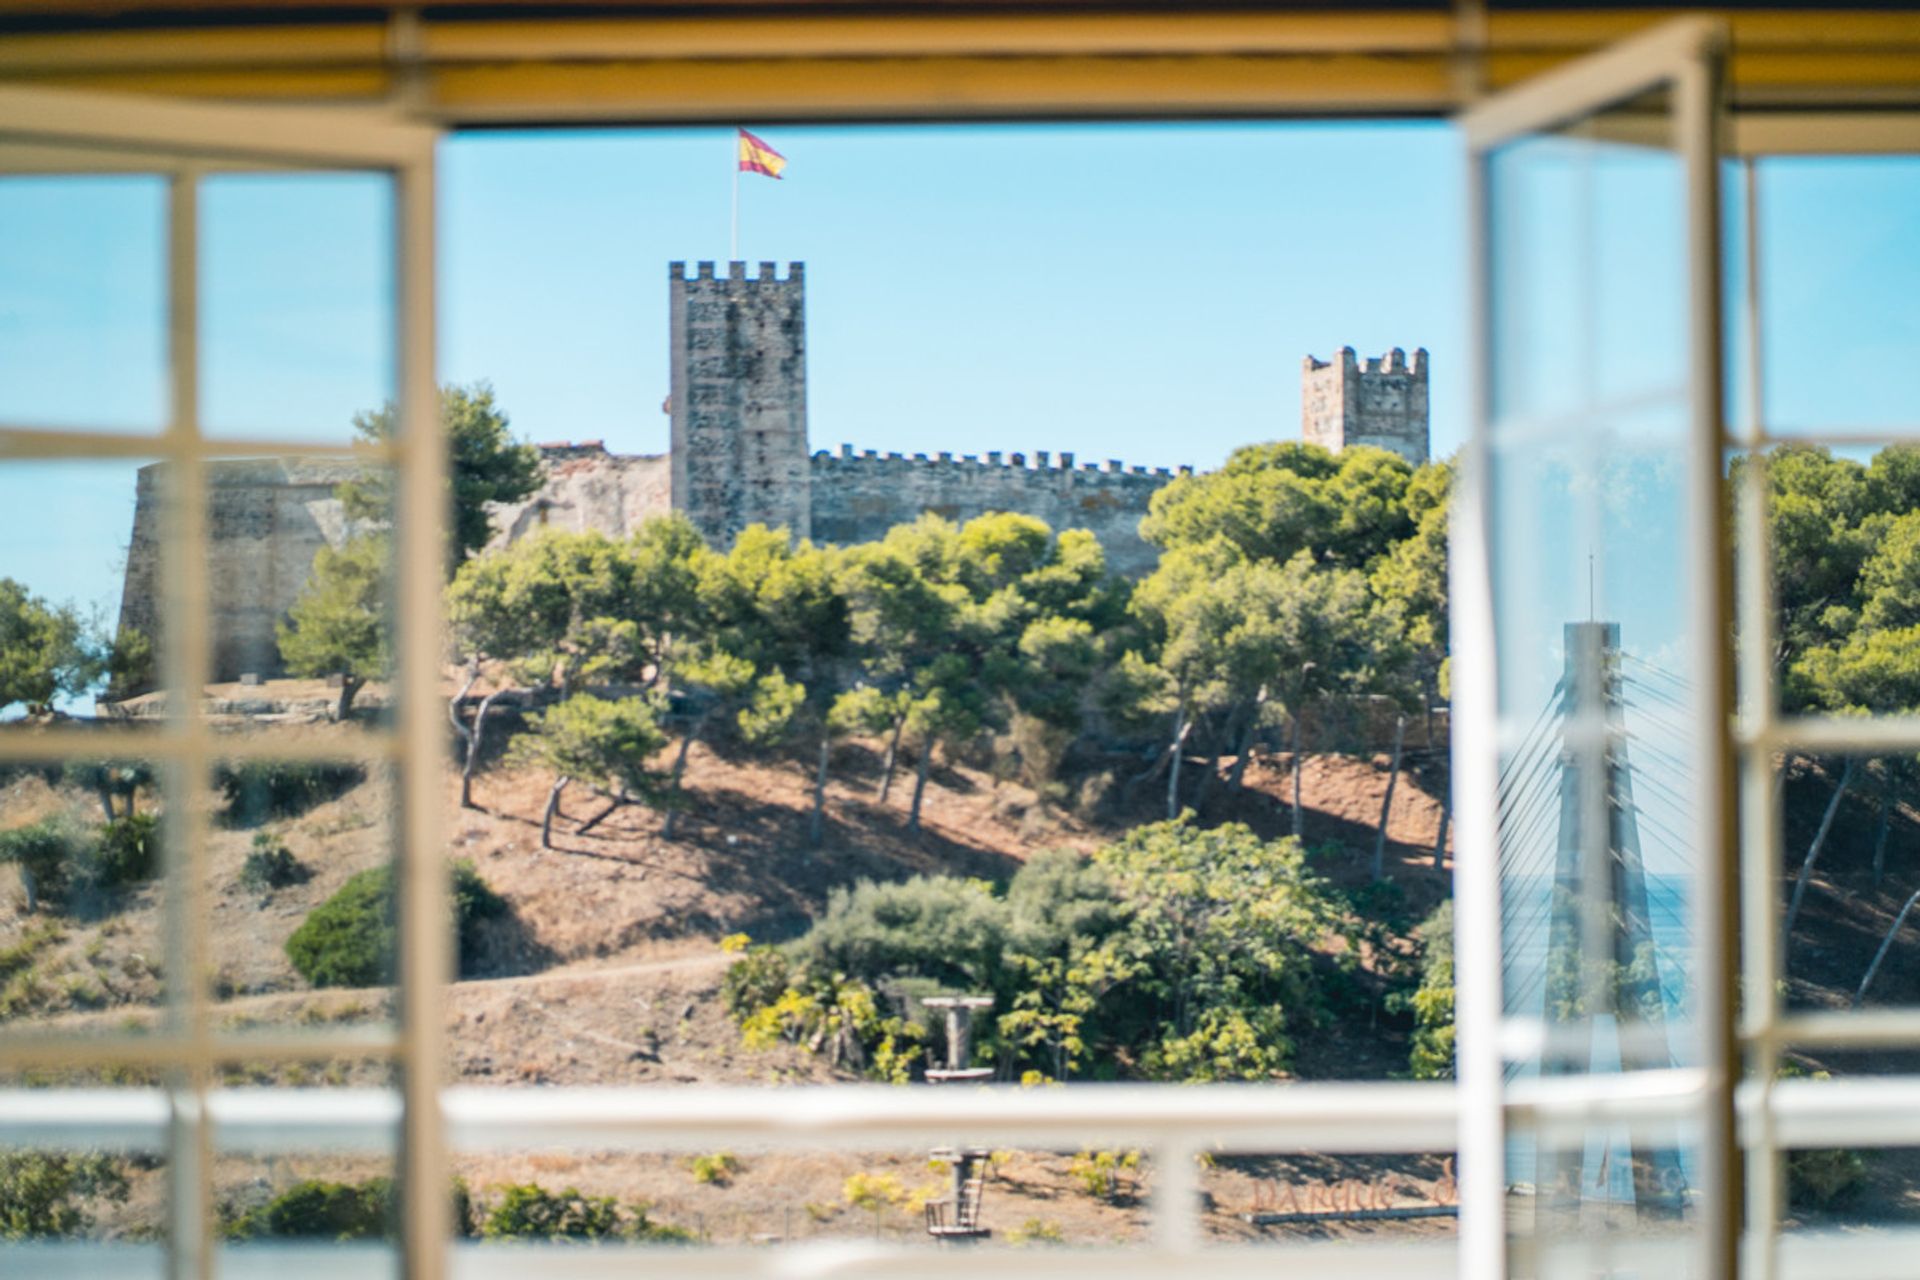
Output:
[811, 444, 1186, 483]
[670, 260, 805, 284]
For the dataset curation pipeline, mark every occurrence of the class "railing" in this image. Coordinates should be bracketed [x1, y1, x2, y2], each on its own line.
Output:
[7, 1076, 1920, 1277]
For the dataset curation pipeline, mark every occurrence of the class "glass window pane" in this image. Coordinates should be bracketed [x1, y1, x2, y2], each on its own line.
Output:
[0, 171, 167, 434]
[200, 172, 394, 444]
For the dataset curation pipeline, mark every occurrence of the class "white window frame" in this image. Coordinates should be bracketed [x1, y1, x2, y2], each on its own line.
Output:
[0, 84, 445, 1280]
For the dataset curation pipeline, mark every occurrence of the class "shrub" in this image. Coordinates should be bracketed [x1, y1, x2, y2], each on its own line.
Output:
[1006, 1217, 1065, 1246]
[841, 1171, 906, 1212]
[1788, 1148, 1869, 1211]
[285, 860, 506, 988]
[686, 1151, 740, 1186]
[481, 1184, 631, 1241]
[239, 833, 310, 892]
[224, 1177, 392, 1241]
[0, 816, 159, 913]
[85, 815, 160, 890]
[1396, 900, 1455, 1081]
[0, 820, 80, 910]
[216, 761, 365, 824]
[0, 1151, 128, 1239]
[1067, 1149, 1139, 1202]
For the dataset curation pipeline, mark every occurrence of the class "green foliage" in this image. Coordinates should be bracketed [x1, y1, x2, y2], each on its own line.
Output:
[1788, 1148, 1870, 1211]
[511, 693, 668, 803]
[0, 819, 80, 909]
[285, 861, 504, 988]
[105, 625, 154, 699]
[1396, 900, 1456, 1080]
[733, 958, 928, 1083]
[0, 577, 103, 715]
[1066, 1149, 1140, 1202]
[215, 761, 365, 823]
[475, 1183, 690, 1243]
[1006, 1216, 1065, 1246]
[686, 1151, 741, 1186]
[88, 814, 159, 890]
[341, 382, 545, 568]
[727, 820, 1338, 1083]
[276, 533, 392, 709]
[0, 816, 159, 912]
[841, 1171, 907, 1212]
[481, 1184, 622, 1240]
[239, 833, 310, 892]
[0, 1151, 128, 1239]
[224, 1177, 392, 1241]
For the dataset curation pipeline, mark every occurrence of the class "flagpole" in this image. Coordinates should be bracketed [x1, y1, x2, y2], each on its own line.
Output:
[730, 134, 740, 263]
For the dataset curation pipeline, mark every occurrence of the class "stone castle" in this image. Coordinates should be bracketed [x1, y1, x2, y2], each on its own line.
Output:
[117, 259, 1429, 681]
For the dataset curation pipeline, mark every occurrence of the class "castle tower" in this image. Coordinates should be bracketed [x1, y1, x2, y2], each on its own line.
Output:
[668, 260, 810, 546]
[1300, 346, 1430, 465]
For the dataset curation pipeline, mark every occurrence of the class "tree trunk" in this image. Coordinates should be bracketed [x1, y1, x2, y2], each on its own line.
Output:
[810, 733, 831, 846]
[1433, 788, 1452, 869]
[909, 737, 934, 837]
[541, 776, 570, 849]
[461, 688, 514, 811]
[1785, 758, 1857, 945]
[94, 786, 116, 824]
[1192, 745, 1219, 814]
[334, 674, 363, 724]
[1856, 887, 1920, 1007]
[1165, 708, 1191, 822]
[877, 715, 904, 802]
[1372, 714, 1406, 881]
[1874, 787, 1895, 887]
[1227, 693, 1264, 792]
[662, 714, 706, 840]
[1290, 717, 1305, 840]
[448, 664, 481, 808]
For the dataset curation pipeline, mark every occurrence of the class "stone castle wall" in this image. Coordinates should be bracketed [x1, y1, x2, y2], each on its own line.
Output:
[1301, 346, 1430, 465]
[810, 445, 1177, 576]
[483, 443, 671, 552]
[119, 458, 363, 682]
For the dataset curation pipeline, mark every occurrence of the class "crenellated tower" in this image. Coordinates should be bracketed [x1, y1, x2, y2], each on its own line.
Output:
[668, 260, 810, 546]
[1300, 346, 1430, 465]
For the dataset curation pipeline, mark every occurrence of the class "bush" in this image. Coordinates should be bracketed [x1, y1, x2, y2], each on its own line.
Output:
[224, 1177, 392, 1241]
[216, 761, 365, 824]
[482, 1184, 619, 1240]
[0, 1151, 128, 1239]
[285, 860, 508, 988]
[1067, 1149, 1139, 1201]
[0, 820, 80, 910]
[1788, 1148, 1869, 1211]
[1397, 900, 1455, 1081]
[85, 815, 160, 890]
[1006, 1217, 1065, 1246]
[239, 833, 310, 892]
[686, 1152, 741, 1186]
[0, 816, 160, 913]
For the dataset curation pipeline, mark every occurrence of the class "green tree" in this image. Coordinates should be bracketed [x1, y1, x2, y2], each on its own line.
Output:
[0, 578, 102, 716]
[277, 533, 391, 722]
[444, 523, 699, 808]
[509, 693, 669, 849]
[340, 382, 543, 568]
[0, 1151, 128, 1239]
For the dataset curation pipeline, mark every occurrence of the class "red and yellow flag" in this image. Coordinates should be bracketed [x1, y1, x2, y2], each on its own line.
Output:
[737, 128, 787, 179]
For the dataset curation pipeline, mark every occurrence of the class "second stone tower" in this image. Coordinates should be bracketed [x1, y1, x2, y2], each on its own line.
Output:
[668, 260, 810, 546]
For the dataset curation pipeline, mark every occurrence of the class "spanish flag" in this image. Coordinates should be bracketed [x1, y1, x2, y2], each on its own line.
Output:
[737, 128, 787, 180]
